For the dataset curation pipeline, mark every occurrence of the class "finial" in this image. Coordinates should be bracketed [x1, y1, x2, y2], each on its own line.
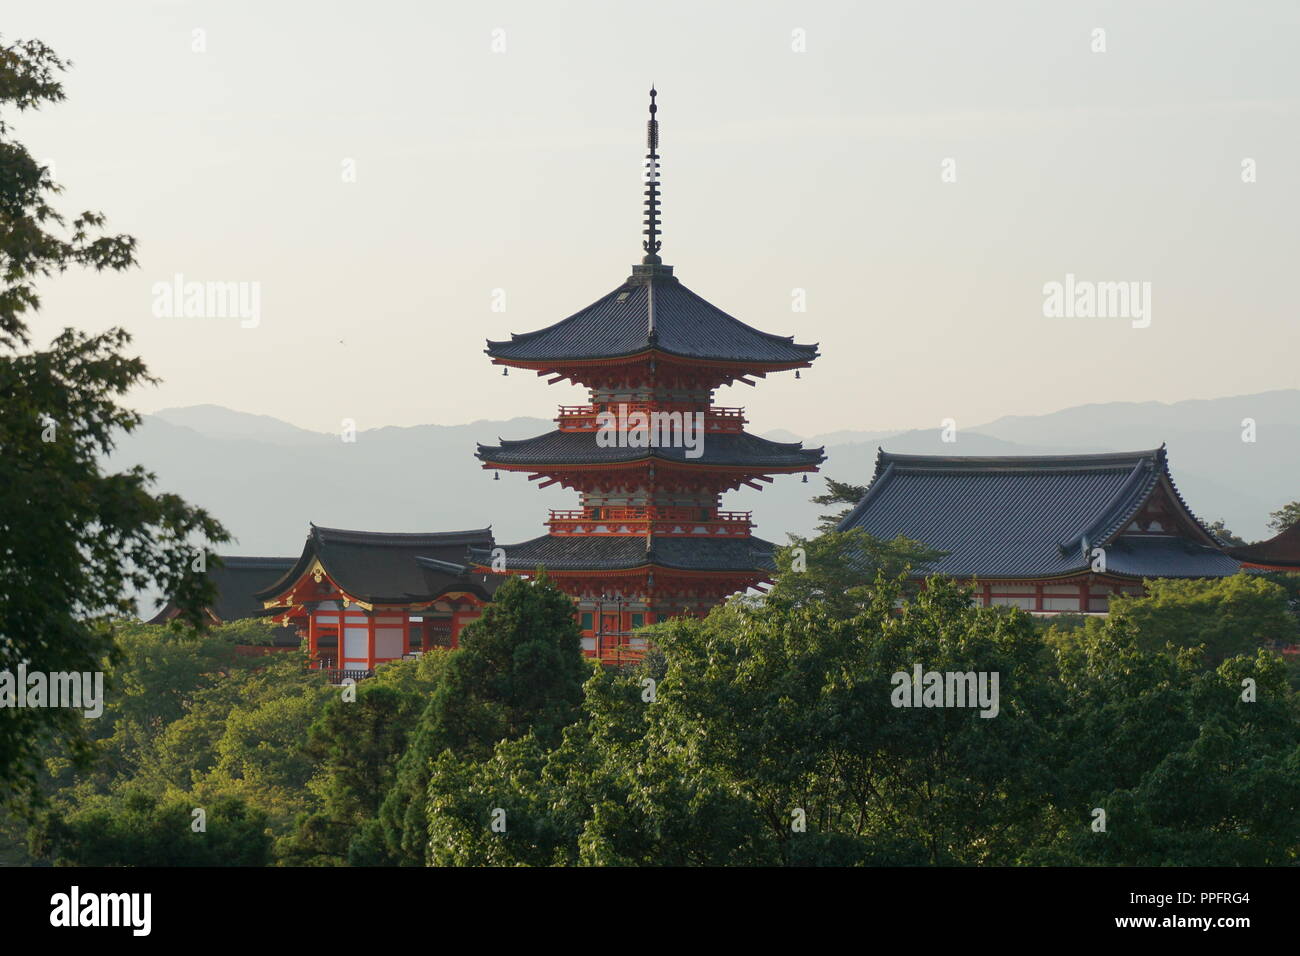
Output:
[642, 86, 662, 264]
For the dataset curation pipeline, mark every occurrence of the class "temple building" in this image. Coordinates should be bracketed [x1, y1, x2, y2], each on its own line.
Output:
[836, 446, 1243, 613]
[150, 555, 296, 628]
[154, 527, 499, 679]
[1227, 521, 1300, 572]
[471, 89, 824, 659]
[257, 526, 498, 678]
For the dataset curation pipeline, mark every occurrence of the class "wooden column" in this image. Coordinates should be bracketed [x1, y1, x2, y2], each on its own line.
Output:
[307, 612, 318, 667]
[366, 612, 376, 670]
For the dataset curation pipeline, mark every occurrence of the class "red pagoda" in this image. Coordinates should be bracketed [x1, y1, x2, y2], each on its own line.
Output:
[472, 89, 824, 661]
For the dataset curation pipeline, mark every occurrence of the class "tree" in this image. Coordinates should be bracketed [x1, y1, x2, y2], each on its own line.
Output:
[1204, 518, 1247, 548]
[30, 790, 271, 866]
[379, 573, 589, 864]
[1268, 500, 1300, 534]
[1032, 632, 1298, 866]
[811, 477, 870, 534]
[0, 37, 227, 810]
[424, 579, 1065, 866]
[39, 620, 248, 797]
[764, 528, 943, 618]
[283, 671, 435, 866]
[422, 575, 1300, 866]
[1109, 574, 1299, 667]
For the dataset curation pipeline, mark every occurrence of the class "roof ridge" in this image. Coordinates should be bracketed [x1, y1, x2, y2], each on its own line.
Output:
[1057, 458, 1157, 554]
[311, 525, 493, 542]
[415, 555, 473, 574]
[1148, 450, 1223, 548]
[214, 555, 296, 564]
[879, 448, 1165, 470]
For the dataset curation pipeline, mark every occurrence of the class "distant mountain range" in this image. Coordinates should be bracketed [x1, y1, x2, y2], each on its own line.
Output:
[112, 392, 1299, 598]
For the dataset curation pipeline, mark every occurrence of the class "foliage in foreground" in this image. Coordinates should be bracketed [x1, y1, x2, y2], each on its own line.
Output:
[420, 571, 1299, 866]
[10, 569, 1298, 867]
[0, 36, 227, 810]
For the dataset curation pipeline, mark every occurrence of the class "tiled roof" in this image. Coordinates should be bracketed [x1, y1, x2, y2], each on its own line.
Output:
[477, 429, 824, 469]
[1228, 521, 1300, 568]
[255, 526, 499, 604]
[468, 534, 777, 573]
[486, 270, 818, 366]
[206, 557, 297, 621]
[1103, 537, 1244, 578]
[836, 447, 1240, 579]
[146, 556, 299, 624]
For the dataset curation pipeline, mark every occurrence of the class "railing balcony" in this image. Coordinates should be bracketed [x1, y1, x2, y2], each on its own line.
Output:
[325, 667, 374, 684]
[548, 507, 753, 537]
[309, 657, 378, 684]
[556, 403, 746, 433]
[585, 630, 651, 663]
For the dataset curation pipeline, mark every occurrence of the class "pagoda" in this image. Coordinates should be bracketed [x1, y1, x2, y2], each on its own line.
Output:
[471, 89, 824, 661]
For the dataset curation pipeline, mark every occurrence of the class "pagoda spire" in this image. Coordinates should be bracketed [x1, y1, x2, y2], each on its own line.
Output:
[642, 86, 663, 265]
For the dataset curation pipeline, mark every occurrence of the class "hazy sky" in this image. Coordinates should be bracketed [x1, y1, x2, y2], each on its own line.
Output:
[9, 0, 1298, 436]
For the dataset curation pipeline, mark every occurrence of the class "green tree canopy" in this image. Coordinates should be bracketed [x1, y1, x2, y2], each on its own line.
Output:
[811, 476, 870, 534]
[764, 527, 943, 618]
[0, 37, 227, 810]
[30, 790, 271, 867]
[420, 574, 1299, 866]
[1268, 500, 1300, 534]
[1205, 518, 1247, 548]
[379, 573, 589, 864]
[1108, 574, 1300, 666]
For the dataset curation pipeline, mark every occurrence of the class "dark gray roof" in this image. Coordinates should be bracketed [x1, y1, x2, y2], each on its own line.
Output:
[486, 269, 818, 366]
[469, 534, 776, 573]
[836, 447, 1240, 579]
[207, 557, 297, 621]
[1103, 537, 1243, 578]
[256, 526, 498, 604]
[146, 556, 298, 624]
[477, 429, 824, 469]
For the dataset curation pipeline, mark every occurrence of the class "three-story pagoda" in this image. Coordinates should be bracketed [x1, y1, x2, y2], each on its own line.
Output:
[472, 90, 824, 661]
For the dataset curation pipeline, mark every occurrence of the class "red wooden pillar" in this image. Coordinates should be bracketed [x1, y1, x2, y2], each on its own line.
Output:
[1078, 581, 1089, 614]
[366, 612, 376, 670]
[1034, 583, 1043, 613]
[307, 612, 319, 667]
